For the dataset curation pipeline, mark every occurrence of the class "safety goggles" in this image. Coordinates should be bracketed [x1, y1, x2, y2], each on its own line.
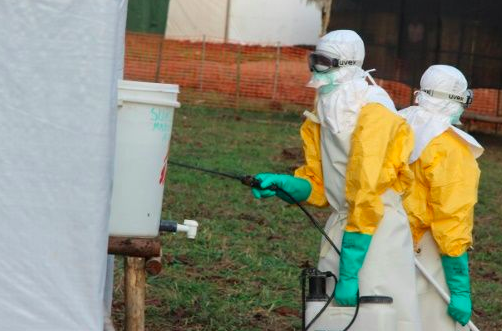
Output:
[421, 89, 474, 108]
[308, 52, 362, 73]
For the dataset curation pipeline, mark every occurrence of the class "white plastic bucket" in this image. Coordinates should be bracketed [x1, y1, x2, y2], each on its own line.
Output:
[109, 80, 180, 237]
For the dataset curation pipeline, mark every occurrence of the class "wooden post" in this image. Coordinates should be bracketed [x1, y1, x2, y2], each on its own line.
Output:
[125, 257, 146, 331]
[199, 35, 207, 91]
[224, 0, 232, 43]
[145, 249, 163, 276]
[108, 237, 161, 330]
[154, 37, 164, 83]
[108, 236, 161, 258]
[235, 44, 242, 109]
[496, 89, 502, 133]
[272, 42, 281, 100]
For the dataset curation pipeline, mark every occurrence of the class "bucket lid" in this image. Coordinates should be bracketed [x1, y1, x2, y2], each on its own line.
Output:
[118, 80, 180, 108]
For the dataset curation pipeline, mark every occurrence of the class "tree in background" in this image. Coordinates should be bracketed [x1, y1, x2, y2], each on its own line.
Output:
[307, 0, 332, 35]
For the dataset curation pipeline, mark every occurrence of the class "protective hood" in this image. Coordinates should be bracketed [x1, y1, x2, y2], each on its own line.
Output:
[308, 30, 396, 133]
[415, 65, 469, 125]
[400, 106, 483, 163]
[307, 30, 365, 91]
[316, 75, 396, 133]
[400, 65, 483, 163]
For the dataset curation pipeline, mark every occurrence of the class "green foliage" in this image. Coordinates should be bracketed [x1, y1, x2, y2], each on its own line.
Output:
[470, 133, 502, 330]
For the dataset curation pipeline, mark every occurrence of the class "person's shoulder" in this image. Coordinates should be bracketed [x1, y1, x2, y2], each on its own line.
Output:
[359, 103, 408, 130]
[434, 129, 469, 148]
[361, 103, 404, 120]
[424, 129, 473, 161]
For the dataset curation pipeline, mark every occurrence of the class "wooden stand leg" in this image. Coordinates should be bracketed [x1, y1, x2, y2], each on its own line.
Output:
[125, 257, 146, 331]
[145, 249, 163, 276]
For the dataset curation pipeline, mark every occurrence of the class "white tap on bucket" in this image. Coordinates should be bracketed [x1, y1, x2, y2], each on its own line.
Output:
[176, 220, 199, 239]
[159, 220, 199, 239]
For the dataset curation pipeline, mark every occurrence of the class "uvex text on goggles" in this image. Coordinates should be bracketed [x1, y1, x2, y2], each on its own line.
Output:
[421, 89, 474, 108]
[308, 52, 362, 73]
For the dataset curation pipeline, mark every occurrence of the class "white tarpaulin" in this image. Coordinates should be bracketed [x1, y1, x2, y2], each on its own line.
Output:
[0, 1, 125, 330]
[166, 0, 321, 45]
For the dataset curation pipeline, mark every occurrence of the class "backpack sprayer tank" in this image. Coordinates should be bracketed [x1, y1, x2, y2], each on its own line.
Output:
[302, 268, 398, 331]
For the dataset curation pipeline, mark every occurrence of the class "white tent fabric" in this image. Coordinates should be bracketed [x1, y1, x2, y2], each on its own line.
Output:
[166, 0, 322, 46]
[166, 0, 227, 42]
[0, 1, 125, 330]
[104, 0, 129, 317]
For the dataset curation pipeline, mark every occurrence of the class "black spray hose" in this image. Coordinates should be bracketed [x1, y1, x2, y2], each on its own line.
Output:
[168, 160, 244, 181]
[277, 188, 359, 331]
[274, 187, 341, 256]
[168, 160, 359, 331]
[168, 161, 341, 255]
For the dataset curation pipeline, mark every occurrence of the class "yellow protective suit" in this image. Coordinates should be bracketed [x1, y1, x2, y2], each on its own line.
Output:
[402, 128, 480, 331]
[295, 102, 422, 330]
[294, 115, 328, 208]
[295, 102, 414, 235]
[403, 129, 480, 257]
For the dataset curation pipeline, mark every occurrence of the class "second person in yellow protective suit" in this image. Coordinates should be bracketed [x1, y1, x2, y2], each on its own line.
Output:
[399, 65, 484, 330]
[251, 30, 421, 331]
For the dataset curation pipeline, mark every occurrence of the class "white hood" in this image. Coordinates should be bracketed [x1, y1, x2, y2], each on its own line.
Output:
[308, 30, 396, 133]
[400, 65, 483, 163]
[317, 72, 396, 133]
[400, 105, 483, 163]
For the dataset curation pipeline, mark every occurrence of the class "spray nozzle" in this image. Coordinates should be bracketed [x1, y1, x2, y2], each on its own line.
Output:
[240, 175, 262, 188]
[240, 175, 278, 191]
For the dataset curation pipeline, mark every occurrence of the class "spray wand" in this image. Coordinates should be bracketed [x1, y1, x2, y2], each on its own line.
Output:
[168, 160, 275, 191]
[168, 160, 339, 255]
[167, 160, 361, 331]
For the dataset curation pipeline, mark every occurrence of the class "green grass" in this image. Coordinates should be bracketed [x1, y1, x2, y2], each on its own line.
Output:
[469, 133, 502, 330]
[113, 106, 502, 331]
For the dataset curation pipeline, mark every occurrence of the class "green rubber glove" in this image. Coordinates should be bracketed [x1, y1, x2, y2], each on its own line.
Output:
[251, 173, 311, 203]
[442, 252, 472, 326]
[335, 231, 372, 306]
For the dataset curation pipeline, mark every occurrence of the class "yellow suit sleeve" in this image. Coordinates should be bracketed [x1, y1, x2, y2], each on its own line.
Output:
[345, 103, 414, 235]
[424, 131, 480, 256]
[294, 118, 329, 207]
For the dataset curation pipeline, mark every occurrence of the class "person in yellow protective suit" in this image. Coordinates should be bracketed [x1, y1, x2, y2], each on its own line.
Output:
[251, 30, 421, 331]
[399, 65, 483, 330]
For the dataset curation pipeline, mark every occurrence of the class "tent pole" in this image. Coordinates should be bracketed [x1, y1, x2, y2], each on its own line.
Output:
[224, 0, 232, 43]
[313, 0, 333, 113]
